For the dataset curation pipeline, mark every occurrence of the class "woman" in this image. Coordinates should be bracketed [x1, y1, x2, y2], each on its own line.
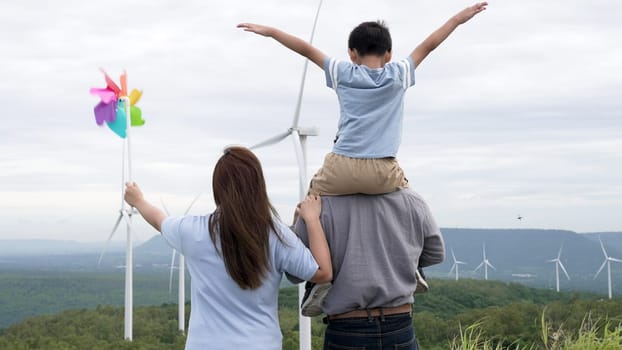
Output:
[124, 146, 332, 349]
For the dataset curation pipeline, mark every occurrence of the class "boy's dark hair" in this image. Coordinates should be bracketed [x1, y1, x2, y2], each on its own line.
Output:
[348, 20, 392, 56]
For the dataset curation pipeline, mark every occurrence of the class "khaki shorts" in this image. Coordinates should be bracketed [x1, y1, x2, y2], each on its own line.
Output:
[309, 152, 408, 196]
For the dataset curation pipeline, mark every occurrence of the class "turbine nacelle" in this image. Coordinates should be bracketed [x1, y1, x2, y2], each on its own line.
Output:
[250, 126, 319, 150]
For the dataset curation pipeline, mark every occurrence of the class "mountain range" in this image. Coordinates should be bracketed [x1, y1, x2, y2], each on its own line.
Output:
[2, 229, 621, 293]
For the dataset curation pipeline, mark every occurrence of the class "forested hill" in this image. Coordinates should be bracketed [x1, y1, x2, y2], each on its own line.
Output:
[2, 281, 621, 350]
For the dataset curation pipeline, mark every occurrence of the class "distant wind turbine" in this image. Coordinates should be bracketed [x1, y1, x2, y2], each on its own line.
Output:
[547, 244, 570, 292]
[474, 243, 496, 280]
[594, 236, 622, 299]
[160, 193, 202, 334]
[448, 248, 467, 281]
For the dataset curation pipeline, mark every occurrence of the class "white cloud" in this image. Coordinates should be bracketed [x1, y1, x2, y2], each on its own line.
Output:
[1, 0, 621, 240]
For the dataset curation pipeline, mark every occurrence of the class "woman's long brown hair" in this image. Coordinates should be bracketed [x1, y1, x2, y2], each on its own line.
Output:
[208, 146, 281, 290]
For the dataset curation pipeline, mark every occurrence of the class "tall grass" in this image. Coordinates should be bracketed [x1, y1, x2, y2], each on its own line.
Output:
[540, 310, 622, 350]
[450, 311, 622, 350]
[449, 321, 535, 350]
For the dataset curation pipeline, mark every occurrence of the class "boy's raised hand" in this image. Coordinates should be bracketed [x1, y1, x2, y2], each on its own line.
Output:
[237, 23, 273, 37]
[237, 22, 327, 68]
[455, 2, 488, 25]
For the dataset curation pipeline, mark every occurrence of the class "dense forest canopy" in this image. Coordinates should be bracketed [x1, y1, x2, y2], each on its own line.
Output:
[2, 281, 622, 349]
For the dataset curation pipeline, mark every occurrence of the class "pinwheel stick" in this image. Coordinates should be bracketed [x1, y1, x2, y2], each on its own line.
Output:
[92, 69, 144, 341]
[123, 95, 134, 341]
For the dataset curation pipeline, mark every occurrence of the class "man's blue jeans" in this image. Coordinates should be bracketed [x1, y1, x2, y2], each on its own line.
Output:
[323, 313, 418, 350]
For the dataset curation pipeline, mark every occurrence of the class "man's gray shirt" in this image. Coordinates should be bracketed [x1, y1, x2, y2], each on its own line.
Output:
[292, 188, 445, 315]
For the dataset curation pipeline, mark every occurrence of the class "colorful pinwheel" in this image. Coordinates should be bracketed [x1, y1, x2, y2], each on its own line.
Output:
[90, 69, 145, 138]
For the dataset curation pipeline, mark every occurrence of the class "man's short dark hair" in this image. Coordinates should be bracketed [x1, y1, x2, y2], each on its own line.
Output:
[348, 21, 392, 56]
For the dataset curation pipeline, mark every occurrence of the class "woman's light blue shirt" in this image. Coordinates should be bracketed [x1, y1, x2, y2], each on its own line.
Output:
[162, 215, 318, 350]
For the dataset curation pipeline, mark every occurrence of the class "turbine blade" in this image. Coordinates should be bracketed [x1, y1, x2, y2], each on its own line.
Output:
[308, 0, 324, 44]
[451, 248, 457, 263]
[595, 259, 608, 279]
[557, 245, 563, 259]
[250, 130, 291, 150]
[184, 193, 202, 215]
[291, 0, 324, 129]
[160, 197, 171, 216]
[449, 264, 456, 275]
[169, 250, 177, 294]
[487, 261, 496, 270]
[474, 262, 484, 272]
[97, 212, 124, 267]
[599, 236, 608, 258]
[483, 244, 487, 259]
[559, 262, 570, 280]
[457, 261, 467, 265]
[609, 257, 622, 263]
[291, 60, 309, 128]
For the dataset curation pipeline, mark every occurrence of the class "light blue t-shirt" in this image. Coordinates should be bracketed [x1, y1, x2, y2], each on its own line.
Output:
[161, 215, 319, 350]
[325, 56, 416, 158]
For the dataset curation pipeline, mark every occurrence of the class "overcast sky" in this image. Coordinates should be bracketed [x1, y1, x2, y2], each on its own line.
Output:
[0, 0, 620, 242]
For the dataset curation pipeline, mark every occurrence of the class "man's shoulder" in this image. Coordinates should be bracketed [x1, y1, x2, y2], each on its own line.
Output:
[321, 189, 425, 207]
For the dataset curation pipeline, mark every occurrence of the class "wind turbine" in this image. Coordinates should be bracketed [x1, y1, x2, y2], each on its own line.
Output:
[474, 243, 496, 280]
[96, 94, 137, 341]
[448, 248, 467, 281]
[161, 194, 202, 334]
[594, 236, 622, 299]
[547, 244, 570, 292]
[248, 2, 323, 350]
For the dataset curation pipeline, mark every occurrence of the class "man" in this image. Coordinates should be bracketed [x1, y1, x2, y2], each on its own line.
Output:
[291, 188, 445, 349]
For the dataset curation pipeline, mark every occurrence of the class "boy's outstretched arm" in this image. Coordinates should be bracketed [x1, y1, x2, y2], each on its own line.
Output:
[238, 23, 327, 69]
[410, 2, 487, 68]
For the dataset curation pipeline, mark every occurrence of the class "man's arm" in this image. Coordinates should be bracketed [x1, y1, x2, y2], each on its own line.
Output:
[418, 210, 445, 268]
[237, 23, 327, 69]
[410, 2, 488, 68]
[419, 231, 445, 268]
[124, 182, 167, 233]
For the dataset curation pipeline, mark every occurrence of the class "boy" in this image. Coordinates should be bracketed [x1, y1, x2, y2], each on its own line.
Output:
[238, 2, 487, 196]
[239, 2, 488, 316]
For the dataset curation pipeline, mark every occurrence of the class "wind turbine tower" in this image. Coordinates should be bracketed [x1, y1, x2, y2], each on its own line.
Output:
[474, 243, 496, 280]
[594, 236, 622, 299]
[246, 2, 324, 349]
[547, 244, 570, 292]
[449, 248, 467, 281]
